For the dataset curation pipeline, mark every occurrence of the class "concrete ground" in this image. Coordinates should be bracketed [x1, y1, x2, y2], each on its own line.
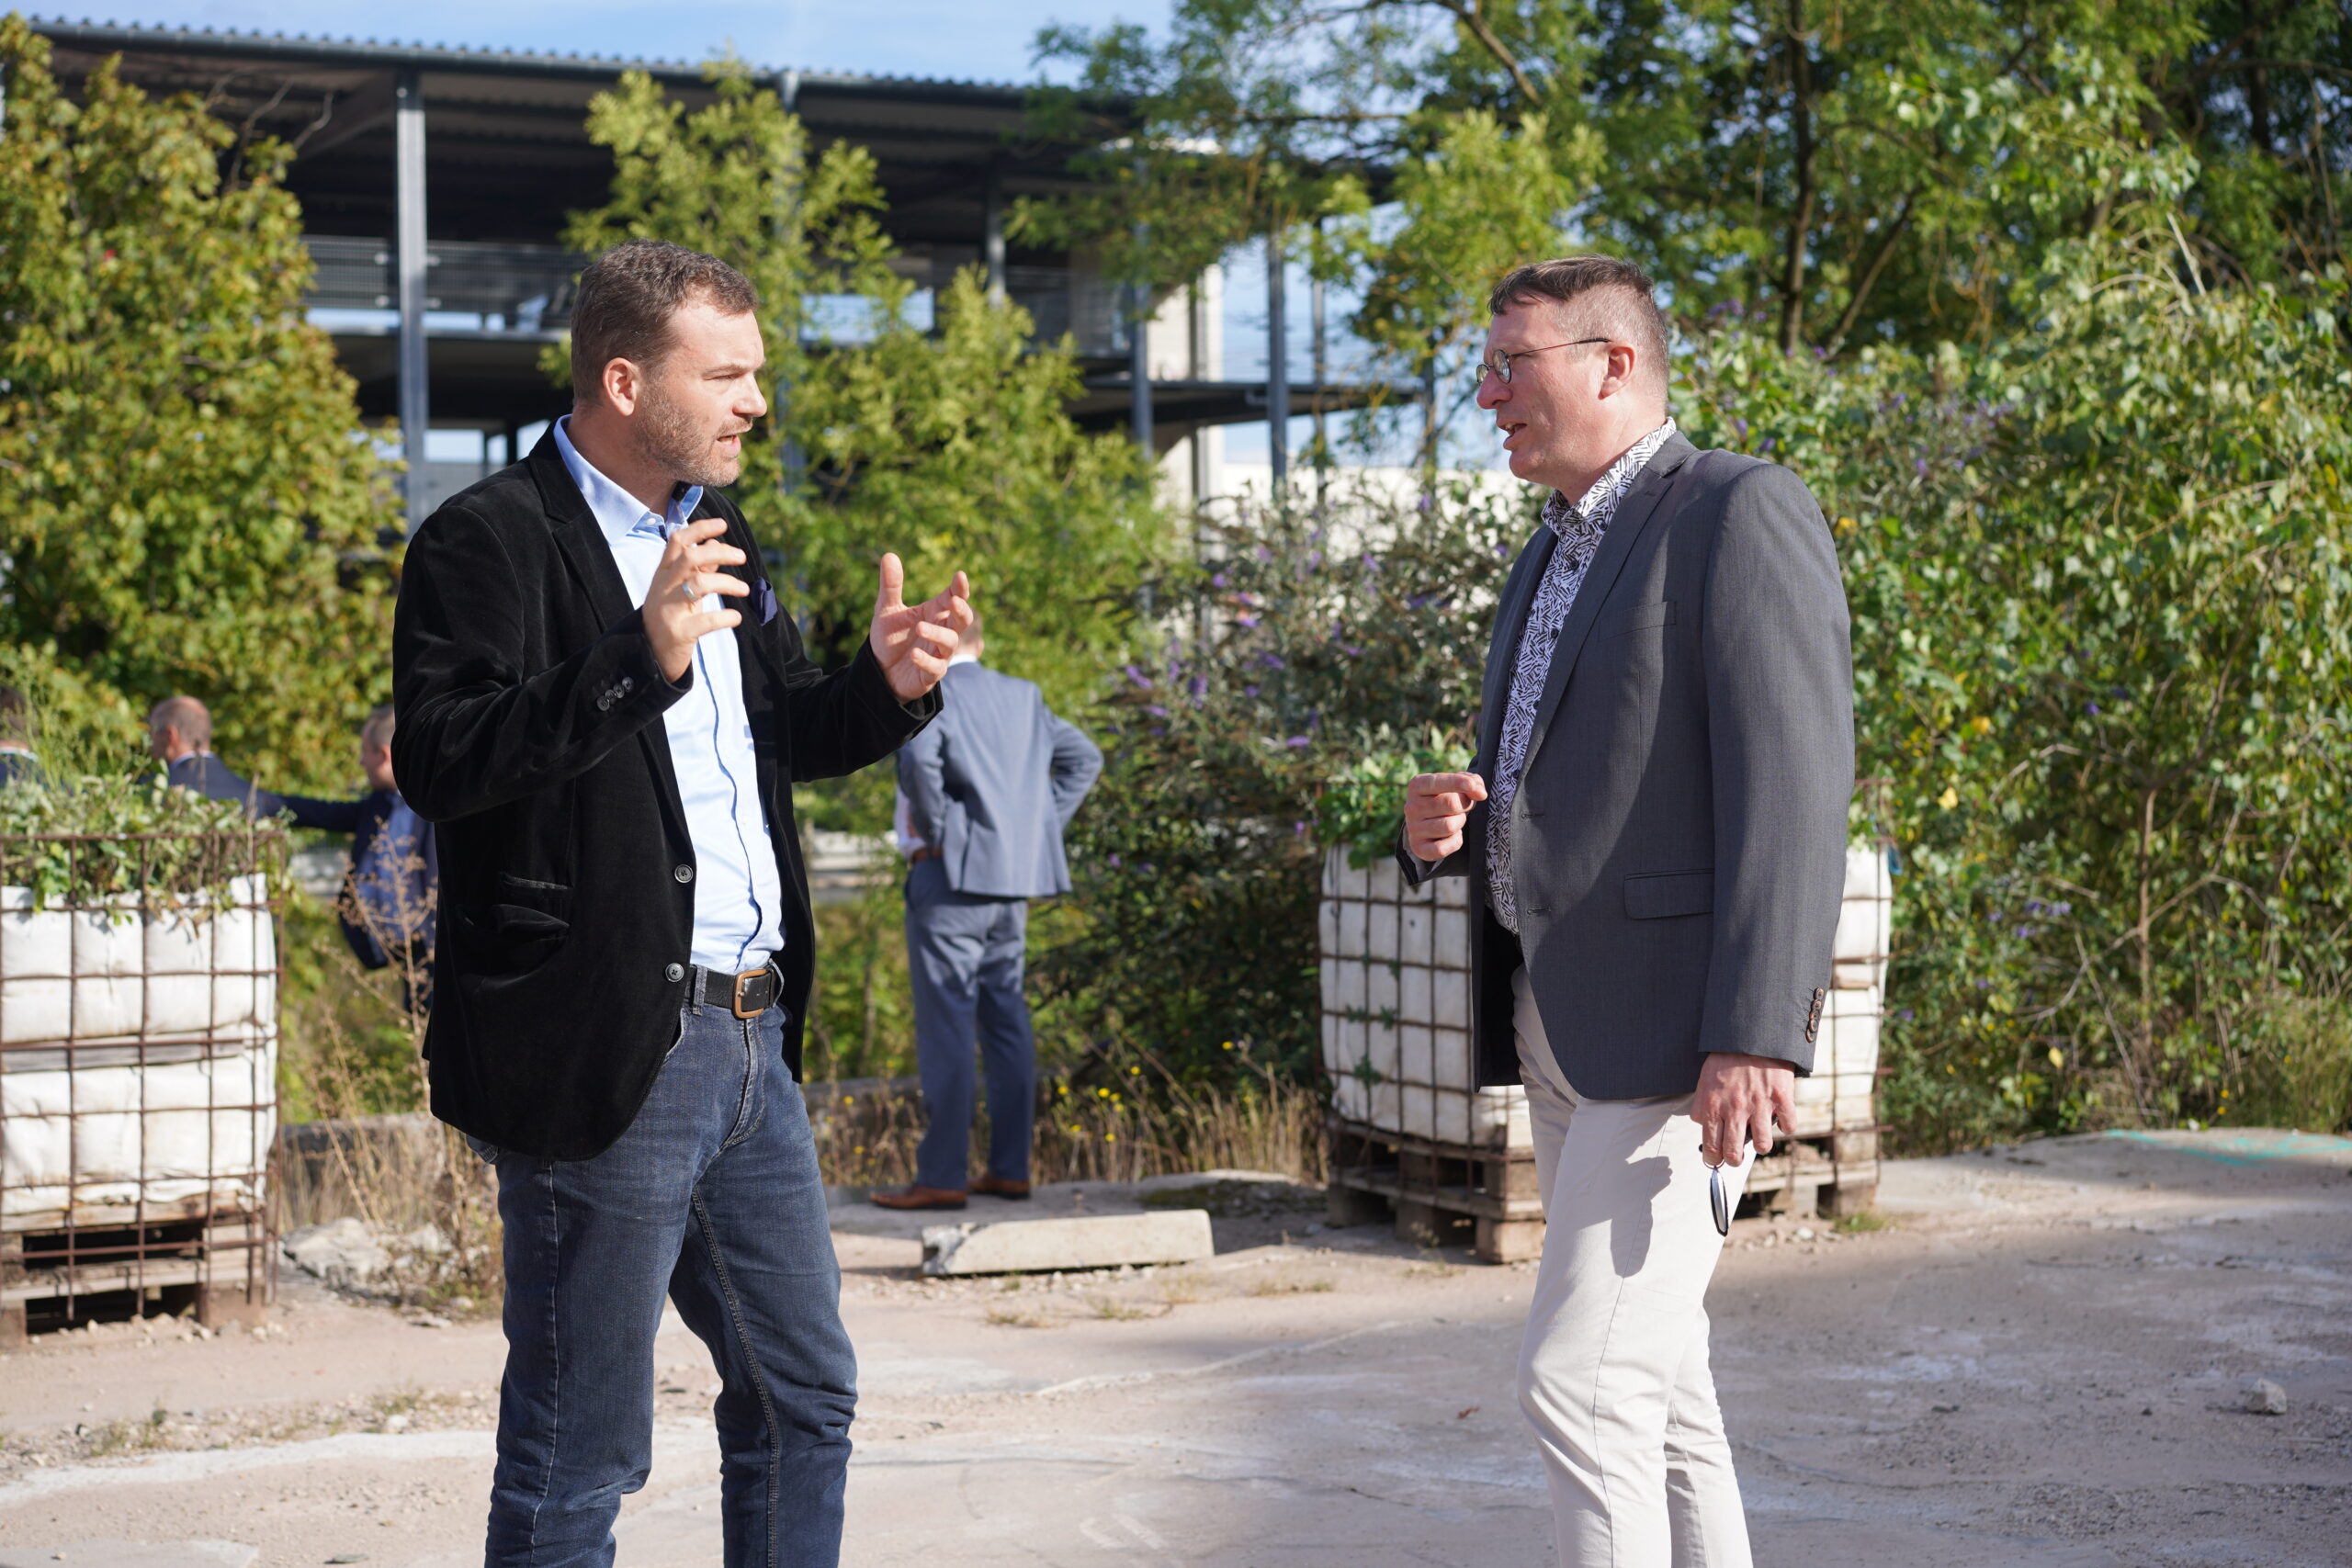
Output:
[0, 1128, 2346, 1568]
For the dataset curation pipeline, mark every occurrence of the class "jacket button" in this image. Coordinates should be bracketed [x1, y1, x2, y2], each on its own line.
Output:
[595, 695, 612, 713]
[620, 676, 634, 692]
[664, 962, 685, 983]
[673, 864, 695, 884]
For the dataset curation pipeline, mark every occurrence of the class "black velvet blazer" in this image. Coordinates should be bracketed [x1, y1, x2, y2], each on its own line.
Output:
[392, 434, 937, 1159]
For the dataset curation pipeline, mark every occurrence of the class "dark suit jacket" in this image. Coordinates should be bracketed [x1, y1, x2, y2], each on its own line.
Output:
[1405, 434, 1854, 1098]
[166, 754, 287, 819]
[899, 662, 1102, 898]
[392, 434, 939, 1159]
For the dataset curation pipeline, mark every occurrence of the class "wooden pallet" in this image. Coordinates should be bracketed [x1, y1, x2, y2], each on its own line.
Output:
[1325, 1119, 1545, 1264]
[0, 1210, 272, 1347]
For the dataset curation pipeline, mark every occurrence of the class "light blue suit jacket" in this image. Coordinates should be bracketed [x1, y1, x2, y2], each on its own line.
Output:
[898, 662, 1102, 898]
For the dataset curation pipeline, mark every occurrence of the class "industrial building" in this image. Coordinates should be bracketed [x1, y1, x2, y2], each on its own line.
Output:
[28, 18, 1388, 526]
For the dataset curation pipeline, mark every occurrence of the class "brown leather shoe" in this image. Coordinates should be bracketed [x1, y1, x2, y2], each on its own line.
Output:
[868, 1184, 968, 1211]
[970, 1173, 1031, 1200]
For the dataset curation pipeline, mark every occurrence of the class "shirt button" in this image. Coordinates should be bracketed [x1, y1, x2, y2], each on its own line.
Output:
[664, 962, 685, 983]
[673, 863, 695, 884]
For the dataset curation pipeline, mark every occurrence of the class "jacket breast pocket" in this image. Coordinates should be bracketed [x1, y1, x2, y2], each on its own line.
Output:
[1594, 599, 1677, 642]
[1623, 869, 1713, 920]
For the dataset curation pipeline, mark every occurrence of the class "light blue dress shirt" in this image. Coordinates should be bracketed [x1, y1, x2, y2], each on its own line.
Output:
[554, 417, 786, 974]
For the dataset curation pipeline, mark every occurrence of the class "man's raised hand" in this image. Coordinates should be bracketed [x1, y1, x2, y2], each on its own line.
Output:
[869, 553, 973, 701]
[645, 517, 749, 682]
[1404, 772, 1488, 864]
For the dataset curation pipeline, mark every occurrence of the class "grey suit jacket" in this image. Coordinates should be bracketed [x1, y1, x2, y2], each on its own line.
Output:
[899, 662, 1103, 899]
[1404, 433, 1854, 1097]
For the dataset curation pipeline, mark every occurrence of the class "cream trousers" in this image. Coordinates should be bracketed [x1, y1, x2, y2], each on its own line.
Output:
[1512, 967, 1754, 1568]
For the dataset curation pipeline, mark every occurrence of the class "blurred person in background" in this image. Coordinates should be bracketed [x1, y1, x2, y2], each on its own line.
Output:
[282, 705, 437, 986]
[871, 612, 1102, 1211]
[148, 694, 286, 818]
[0, 688, 38, 787]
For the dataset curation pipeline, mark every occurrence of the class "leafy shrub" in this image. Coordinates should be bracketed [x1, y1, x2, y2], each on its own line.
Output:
[1034, 477, 1532, 1082]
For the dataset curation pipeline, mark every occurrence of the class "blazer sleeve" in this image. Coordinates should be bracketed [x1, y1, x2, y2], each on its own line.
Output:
[281, 794, 364, 833]
[1697, 464, 1855, 1072]
[1044, 707, 1102, 829]
[897, 710, 951, 845]
[391, 502, 687, 822]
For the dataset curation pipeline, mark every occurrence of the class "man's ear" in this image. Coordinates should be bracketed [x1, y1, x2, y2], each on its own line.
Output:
[600, 356, 642, 418]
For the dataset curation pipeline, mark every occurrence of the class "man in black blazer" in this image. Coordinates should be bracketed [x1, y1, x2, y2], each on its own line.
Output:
[148, 695, 287, 818]
[1404, 256, 1852, 1566]
[393, 240, 968, 1568]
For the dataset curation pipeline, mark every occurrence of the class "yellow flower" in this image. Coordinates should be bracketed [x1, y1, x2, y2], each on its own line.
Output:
[1937, 785, 1960, 810]
[2047, 1046, 2064, 1068]
[1104, 1133, 1117, 1143]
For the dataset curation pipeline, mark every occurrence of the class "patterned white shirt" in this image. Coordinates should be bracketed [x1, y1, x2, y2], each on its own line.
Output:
[1486, 419, 1678, 934]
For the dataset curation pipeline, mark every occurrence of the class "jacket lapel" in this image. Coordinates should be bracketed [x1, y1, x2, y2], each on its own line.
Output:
[1521, 434, 1697, 768]
[526, 434, 687, 829]
[1476, 525, 1556, 773]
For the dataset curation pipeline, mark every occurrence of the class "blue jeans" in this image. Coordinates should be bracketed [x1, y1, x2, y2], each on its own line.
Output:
[903, 858, 1035, 1190]
[479, 996, 854, 1568]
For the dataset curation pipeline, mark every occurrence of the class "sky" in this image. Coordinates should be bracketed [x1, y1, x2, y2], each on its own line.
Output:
[33, 0, 1170, 85]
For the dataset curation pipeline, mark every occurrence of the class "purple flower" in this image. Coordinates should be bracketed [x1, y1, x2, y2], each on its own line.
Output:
[1188, 675, 1207, 701]
[1899, 1009, 1916, 1021]
[1257, 652, 1287, 670]
[1341, 644, 1363, 656]
[1284, 736, 1311, 749]
[1235, 613, 1260, 628]
[1243, 684, 1261, 697]
[1211, 571, 1228, 588]
[1255, 545, 1274, 562]
[1146, 705, 1169, 717]
[1913, 457, 1928, 476]
[1108, 852, 1123, 868]
[1123, 665, 1153, 689]
[2086, 702, 2100, 715]
[1293, 820, 1309, 835]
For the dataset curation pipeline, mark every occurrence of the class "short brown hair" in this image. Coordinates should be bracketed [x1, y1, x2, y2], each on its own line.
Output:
[570, 239, 760, 404]
[1488, 255, 1671, 391]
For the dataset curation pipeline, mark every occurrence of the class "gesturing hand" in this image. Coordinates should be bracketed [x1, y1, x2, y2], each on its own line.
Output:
[645, 517, 749, 682]
[868, 553, 973, 701]
[1692, 1052, 1796, 1168]
[1403, 772, 1488, 864]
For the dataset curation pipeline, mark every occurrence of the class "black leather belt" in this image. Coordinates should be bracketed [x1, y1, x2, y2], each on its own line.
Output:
[696, 962, 781, 1019]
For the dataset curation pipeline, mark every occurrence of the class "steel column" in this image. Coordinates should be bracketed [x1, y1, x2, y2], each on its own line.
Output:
[983, 162, 1007, 302]
[394, 69, 429, 534]
[1266, 226, 1288, 491]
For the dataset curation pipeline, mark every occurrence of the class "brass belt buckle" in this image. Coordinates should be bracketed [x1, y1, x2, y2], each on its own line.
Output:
[730, 967, 764, 1020]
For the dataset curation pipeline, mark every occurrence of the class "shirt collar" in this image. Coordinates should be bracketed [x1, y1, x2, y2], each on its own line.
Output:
[1549, 417, 1678, 530]
[554, 415, 704, 547]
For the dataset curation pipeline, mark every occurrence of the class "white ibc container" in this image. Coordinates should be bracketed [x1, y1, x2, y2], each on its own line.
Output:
[1322, 843, 1893, 1153]
[0, 873, 278, 1225]
[1318, 848, 1529, 1153]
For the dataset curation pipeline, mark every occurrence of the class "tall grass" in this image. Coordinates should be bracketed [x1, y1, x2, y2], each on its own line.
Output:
[809, 1043, 1326, 1188]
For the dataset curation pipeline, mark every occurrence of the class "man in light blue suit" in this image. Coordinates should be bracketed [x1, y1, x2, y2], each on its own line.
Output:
[872, 615, 1102, 1210]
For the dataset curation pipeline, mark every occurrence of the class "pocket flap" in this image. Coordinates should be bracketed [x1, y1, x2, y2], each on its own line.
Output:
[1623, 869, 1713, 919]
[1595, 599, 1677, 641]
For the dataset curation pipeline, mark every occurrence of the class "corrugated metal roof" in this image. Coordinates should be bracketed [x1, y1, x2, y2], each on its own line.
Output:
[26, 16, 1038, 98]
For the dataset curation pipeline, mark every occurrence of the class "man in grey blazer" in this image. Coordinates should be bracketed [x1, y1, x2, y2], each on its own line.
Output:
[1403, 255, 1852, 1567]
[872, 615, 1103, 1210]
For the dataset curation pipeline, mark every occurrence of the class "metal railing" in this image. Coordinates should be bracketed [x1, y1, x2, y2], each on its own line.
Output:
[301, 238, 1135, 356]
[303, 235, 588, 331]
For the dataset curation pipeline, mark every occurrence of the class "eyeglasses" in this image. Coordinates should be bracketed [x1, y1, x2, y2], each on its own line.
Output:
[1473, 337, 1613, 391]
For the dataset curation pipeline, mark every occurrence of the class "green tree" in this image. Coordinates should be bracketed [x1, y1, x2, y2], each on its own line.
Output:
[0, 17, 398, 790]
[560, 66, 1168, 719]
